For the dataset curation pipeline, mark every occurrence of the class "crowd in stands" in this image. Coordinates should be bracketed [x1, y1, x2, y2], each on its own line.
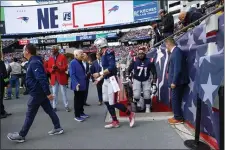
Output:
[120, 28, 151, 41]
[1, 40, 15, 49]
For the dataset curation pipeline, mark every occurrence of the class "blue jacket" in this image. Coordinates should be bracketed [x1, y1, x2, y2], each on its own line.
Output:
[26, 56, 51, 97]
[90, 60, 102, 82]
[168, 47, 190, 86]
[69, 58, 86, 91]
[101, 49, 117, 79]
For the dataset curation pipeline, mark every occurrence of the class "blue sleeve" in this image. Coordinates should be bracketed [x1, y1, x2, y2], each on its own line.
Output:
[172, 50, 182, 84]
[31, 61, 51, 96]
[69, 61, 79, 87]
[107, 52, 116, 72]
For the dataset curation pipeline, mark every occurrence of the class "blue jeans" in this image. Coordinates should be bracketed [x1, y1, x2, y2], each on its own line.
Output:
[7, 75, 20, 98]
[52, 81, 68, 108]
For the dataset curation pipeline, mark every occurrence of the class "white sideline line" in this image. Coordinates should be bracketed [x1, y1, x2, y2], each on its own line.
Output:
[105, 111, 173, 122]
[171, 124, 195, 141]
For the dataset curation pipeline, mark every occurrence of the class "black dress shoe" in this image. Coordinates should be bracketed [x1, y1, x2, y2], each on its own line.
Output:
[84, 103, 90, 106]
[23, 91, 29, 95]
[5, 112, 12, 116]
[0, 114, 7, 119]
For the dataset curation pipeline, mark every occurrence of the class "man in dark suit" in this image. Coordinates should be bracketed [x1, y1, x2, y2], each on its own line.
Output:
[70, 49, 89, 122]
[165, 38, 189, 125]
[82, 53, 91, 106]
[150, 21, 162, 45]
[90, 52, 103, 105]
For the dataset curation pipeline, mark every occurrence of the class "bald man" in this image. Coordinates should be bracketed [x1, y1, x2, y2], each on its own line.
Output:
[48, 45, 70, 112]
[69, 49, 89, 122]
[178, 9, 202, 27]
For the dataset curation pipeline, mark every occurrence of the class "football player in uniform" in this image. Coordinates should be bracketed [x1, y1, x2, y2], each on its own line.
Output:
[93, 38, 135, 129]
[127, 47, 157, 113]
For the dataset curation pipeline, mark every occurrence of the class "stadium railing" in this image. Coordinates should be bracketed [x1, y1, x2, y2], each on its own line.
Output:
[153, 5, 224, 48]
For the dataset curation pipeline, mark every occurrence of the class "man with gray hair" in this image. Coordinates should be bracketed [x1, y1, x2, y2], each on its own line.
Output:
[48, 45, 70, 112]
[69, 49, 89, 122]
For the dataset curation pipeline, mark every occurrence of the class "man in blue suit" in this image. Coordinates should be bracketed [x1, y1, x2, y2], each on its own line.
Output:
[70, 49, 89, 122]
[165, 38, 189, 125]
[7, 44, 63, 143]
[90, 52, 103, 105]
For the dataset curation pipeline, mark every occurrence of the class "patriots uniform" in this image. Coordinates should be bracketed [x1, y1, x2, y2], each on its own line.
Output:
[101, 49, 117, 79]
[128, 57, 157, 102]
[128, 57, 156, 82]
[101, 49, 118, 105]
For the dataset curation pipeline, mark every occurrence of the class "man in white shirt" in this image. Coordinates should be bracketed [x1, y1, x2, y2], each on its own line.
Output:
[82, 53, 91, 106]
[6, 58, 22, 99]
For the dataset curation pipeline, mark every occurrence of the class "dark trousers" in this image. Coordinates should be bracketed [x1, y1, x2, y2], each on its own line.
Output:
[171, 85, 186, 120]
[21, 74, 28, 92]
[84, 80, 89, 104]
[74, 91, 85, 117]
[96, 80, 103, 102]
[0, 80, 6, 115]
[19, 96, 61, 137]
[163, 32, 173, 39]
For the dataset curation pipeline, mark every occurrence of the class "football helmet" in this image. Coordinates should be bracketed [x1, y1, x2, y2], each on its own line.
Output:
[94, 38, 108, 52]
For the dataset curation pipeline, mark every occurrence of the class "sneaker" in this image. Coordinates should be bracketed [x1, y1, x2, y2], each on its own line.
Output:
[48, 128, 64, 135]
[145, 108, 150, 113]
[80, 114, 89, 119]
[129, 112, 135, 128]
[74, 117, 85, 122]
[98, 102, 103, 106]
[104, 121, 120, 129]
[4, 97, 11, 100]
[65, 107, 70, 112]
[16, 97, 19, 99]
[7, 132, 25, 143]
[53, 108, 57, 112]
[168, 117, 184, 125]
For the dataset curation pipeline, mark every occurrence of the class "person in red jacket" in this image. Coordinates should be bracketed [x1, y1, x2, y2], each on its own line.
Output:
[48, 45, 70, 112]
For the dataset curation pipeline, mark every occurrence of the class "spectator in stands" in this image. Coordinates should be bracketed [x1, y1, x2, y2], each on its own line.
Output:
[178, 9, 203, 27]
[5, 57, 22, 100]
[158, 9, 174, 38]
[150, 22, 162, 45]
[48, 45, 70, 112]
[21, 57, 28, 95]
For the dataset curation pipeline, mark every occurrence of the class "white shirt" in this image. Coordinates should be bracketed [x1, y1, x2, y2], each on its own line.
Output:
[9, 62, 22, 75]
[21, 61, 28, 73]
[170, 46, 176, 54]
[82, 61, 87, 71]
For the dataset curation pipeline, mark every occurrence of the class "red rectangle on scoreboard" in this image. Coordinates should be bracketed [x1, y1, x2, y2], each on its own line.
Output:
[19, 40, 29, 45]
[72, 0, 105, 28]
